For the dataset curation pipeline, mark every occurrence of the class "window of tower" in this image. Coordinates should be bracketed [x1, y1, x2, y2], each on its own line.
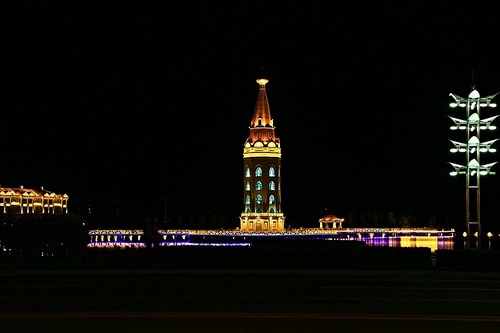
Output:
[269, 166, 275, 177]
[246, 182, 250, 191]
[245, 167, 251, 177]
[256, 194, 263, 204]
[269, 194, 275, 204]
[245, 195, 251, 205]
[255, 166, 263, 177]
[269, 181, 275, 191]
[256, 181, 263, 191]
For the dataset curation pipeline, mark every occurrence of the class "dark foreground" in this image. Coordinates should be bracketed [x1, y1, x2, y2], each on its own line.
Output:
[1, 269, 500, 333]
[2, 242, 500, 332]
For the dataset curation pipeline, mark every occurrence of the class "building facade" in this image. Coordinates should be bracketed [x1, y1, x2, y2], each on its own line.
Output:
[239, 78, 285, 231]
[0, 185, 68, 214]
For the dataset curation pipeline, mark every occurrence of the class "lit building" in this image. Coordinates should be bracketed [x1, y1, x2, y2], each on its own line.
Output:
[239, 78, 285, 231]
[0, 185, 68, 214]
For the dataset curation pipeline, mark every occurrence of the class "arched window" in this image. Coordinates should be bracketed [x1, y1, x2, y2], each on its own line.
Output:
[245, 167, 251, 177]
[255, 166, 263, 177]
[255, 194, 263, 213]
[245, 195, 251, 205]
[245, 182, 250, 191]
[269, 181, 275, 191]
[256, 194, 262, 204]
[256, 181, 263, 191]
[269, 166, 275, 177]
[269, 194, 275, 204]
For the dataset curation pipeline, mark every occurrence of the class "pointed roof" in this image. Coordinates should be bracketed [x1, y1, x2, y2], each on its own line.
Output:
[246, 78, 279, 145]
[250, 78, 273, 128]
[319, 215, 344, 222]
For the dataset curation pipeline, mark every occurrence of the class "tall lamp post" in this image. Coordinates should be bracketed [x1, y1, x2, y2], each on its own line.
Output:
[449, 87, 498, 249]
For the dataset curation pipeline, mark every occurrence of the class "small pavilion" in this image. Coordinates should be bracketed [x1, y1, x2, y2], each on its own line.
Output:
[318, 215, 344, 229]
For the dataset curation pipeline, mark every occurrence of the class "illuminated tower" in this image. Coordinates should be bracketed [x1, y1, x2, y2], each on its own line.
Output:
[239, 78, 285, 231]
[448, 87, 498, 249]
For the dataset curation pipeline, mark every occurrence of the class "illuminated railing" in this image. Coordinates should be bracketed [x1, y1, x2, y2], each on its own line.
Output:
[87, 228, 457, 252]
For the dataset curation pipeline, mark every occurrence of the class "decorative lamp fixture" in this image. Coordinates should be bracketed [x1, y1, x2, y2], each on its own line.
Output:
[448, 86, 499, 249]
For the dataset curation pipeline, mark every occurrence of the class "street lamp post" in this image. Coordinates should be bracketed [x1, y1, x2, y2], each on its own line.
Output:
[449, 86, 498, 249]
[462, 231, 467, 249]
[487, 232, 493, 250]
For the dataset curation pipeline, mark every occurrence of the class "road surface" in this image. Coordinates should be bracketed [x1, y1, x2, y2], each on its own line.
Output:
[1, 269, 500, 333]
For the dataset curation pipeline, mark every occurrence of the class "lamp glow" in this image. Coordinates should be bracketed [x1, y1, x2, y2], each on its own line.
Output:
[449, 88, 499, 249]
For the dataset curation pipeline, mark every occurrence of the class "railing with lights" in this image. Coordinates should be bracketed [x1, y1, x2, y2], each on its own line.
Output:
[86, 228, 456, 252]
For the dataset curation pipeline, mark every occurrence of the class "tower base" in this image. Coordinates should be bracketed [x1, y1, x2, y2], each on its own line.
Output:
[239, 213, 285, 232]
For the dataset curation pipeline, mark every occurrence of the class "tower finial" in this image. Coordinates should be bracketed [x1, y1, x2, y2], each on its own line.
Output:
[258, 0, 266, 79]
[471, 70, 476, 90]
[260, 54, 264, 78]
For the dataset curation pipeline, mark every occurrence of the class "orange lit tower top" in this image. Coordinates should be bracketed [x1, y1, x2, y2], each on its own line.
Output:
[247, 78, 279, 144]
[240, 78, 285, 231]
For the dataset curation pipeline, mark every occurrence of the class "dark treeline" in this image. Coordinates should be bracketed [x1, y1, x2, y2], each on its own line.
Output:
[0, 213, 88, 268]
[14, 190, 496, 235]
[77, 196, 472, 232]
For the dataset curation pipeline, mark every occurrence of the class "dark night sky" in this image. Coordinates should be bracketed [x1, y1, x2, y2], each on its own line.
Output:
[3, 1, 500, 226]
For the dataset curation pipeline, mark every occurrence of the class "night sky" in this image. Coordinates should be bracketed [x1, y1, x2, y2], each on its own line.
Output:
[4, 1, 500, 227]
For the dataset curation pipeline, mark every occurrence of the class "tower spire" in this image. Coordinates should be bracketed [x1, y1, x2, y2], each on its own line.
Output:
[247, 78, 278, 144]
